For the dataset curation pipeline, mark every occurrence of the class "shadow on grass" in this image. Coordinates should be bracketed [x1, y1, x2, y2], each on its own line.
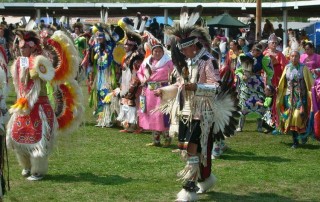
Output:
[220, 149, 290, 163]
[44, 172, 132, 185]
[280, 141, 320, 150]
[201, 191, 294, 202]
[81, 121, 124, 130]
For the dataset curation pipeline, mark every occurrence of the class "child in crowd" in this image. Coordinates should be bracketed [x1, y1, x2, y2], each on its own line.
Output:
[256, 85, 276, 133]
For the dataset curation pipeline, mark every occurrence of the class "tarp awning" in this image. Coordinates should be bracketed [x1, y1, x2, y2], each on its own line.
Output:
[207, 13, 247, 28]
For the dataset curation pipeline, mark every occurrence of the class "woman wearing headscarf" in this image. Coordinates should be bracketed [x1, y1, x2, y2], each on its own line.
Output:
[137, 42, 173, 146]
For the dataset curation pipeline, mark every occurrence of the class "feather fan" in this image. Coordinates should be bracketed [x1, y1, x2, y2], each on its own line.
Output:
[212, 69, 240, 137]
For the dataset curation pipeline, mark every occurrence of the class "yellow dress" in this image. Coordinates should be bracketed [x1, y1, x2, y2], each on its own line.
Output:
[276, 63, 314, 133]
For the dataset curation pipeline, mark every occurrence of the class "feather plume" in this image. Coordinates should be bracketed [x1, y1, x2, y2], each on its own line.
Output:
[138, 17, 148, 34]
[25, 18, 37, 31]
[180, 6, 189, 29]
[104, 12, 108, 24]
[133, 17, 139, 30]
[59, 16, 66, 25]
[186, 5, 203, 27]
[20, 17, 27, 26]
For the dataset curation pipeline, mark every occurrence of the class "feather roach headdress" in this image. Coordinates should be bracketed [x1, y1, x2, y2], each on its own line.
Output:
[166, 5, 210, 50]
[125, 30, 142, 46]
[72, 22, 83, 30]
[165, 5, 210, 73]
[14, 29, 41, 53]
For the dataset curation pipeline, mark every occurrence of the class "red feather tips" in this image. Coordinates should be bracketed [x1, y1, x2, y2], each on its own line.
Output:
[47, 39, 69, 82]
[56, 84, 75, 129]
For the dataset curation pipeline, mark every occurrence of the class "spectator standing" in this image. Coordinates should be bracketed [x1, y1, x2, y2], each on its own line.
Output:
[39, 19, 46, 29]
[275, 24, 284, 40]
[149, 18, 159, 37]
[246, 25, 256, 50]
[262, 19, 275, 39]
[0, 17, 7, 27]
[300, 42, 320, 78]
[263, 33, 287, 87]
[238, 36, 249, 53]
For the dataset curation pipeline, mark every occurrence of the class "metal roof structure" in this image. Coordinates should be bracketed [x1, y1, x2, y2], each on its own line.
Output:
[0, 1, 320, 18]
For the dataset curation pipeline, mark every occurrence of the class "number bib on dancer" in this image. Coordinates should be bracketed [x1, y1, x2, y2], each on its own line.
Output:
[12, 97, 54, 144]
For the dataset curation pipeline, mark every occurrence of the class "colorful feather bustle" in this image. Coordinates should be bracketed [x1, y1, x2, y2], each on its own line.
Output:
[55, 80, 84, 135]
[47, 31, 79, 85]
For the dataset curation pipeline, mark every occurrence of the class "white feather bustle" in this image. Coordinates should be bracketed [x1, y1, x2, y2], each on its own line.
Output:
[211, 91, 237, 134]
[176, 188, 198, 202]
[33, 55, 55, 81]
[196, 175, 217, 194]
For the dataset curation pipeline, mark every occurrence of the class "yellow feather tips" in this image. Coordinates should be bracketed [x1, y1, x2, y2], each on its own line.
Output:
[50, 31, 79, 84]
[113, 45, 126, 65]
[92, 26, 98, 34]
[103, 92, 113, 104]
[118, 20, 126, 31]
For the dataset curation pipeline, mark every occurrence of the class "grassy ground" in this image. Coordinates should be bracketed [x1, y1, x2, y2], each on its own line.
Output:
[3, 85, 320, 202]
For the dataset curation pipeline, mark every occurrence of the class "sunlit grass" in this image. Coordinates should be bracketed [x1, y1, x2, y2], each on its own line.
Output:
[4, 84, 320, 201]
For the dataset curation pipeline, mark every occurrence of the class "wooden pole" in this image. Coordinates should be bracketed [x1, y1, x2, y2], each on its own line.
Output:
[256, 0, 262, 41]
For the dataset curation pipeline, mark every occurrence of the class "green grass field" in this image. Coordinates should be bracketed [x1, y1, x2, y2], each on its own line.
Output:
[3, 85, 320, 202]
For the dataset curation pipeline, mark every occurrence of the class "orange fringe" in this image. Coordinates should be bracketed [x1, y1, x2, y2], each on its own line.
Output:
[11, 97, 29, 111]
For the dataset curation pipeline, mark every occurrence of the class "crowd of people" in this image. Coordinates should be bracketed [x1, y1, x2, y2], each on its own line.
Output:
[0, 5, 320, 201]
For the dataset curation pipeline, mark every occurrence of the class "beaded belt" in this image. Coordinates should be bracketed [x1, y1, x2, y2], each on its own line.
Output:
[146, 81, 168, 90]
